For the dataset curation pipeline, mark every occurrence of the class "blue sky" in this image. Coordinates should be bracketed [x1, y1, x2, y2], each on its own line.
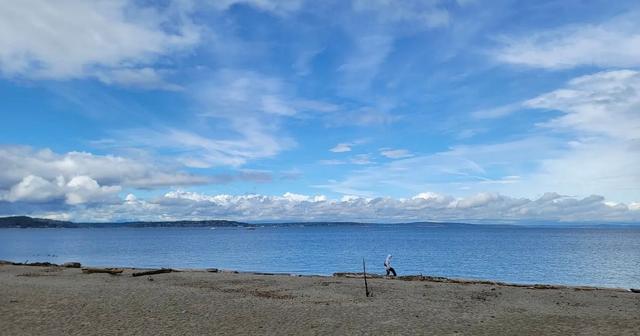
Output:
[0, 0, 639, 222]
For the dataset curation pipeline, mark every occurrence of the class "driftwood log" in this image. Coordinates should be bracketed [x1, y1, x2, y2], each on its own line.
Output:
[81, 267, 123, 275]
[11, 261, 59, 267]
[131, 268, 174, 277]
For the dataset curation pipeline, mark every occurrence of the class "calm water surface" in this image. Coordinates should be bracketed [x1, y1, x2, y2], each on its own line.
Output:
[1, 225, 639, 288]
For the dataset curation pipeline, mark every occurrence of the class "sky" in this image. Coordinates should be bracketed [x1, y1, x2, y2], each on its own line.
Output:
[0, 0, 639, 223]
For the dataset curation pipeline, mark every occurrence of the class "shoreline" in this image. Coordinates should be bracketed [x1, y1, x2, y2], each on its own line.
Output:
[2, 259, 637, 292]
[2, 262, 639, 335]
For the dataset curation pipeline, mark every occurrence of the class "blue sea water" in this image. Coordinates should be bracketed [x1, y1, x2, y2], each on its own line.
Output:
[1, 224, 639, 288]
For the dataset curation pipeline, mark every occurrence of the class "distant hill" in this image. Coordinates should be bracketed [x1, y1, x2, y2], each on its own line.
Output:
[0, 216, 247, 228]
[0, 216, 463, 228]
[0, 216, 78, 228]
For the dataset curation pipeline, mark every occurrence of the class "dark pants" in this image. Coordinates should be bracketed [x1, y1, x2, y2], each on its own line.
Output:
[386, 267, 396, 276]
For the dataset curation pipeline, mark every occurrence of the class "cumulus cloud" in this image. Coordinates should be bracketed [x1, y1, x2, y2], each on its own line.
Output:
[1, 175, 120, 205]
[0, 0, 199, 86]
[0, 146, 213, 205]
[27, 190, 640, 223]
[495, 12, 640, 69]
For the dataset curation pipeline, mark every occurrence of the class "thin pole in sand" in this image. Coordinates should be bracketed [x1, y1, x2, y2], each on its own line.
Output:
[363, 258, 370, 297]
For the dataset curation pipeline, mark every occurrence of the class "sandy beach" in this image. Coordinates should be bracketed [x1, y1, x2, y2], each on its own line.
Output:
[1, 263, 639, 336]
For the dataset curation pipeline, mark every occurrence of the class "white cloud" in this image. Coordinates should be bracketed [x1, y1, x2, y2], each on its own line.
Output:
[495, 13, 640, 69]
[2, 174, 120, 205]
[34, 190, 640, 223]
[0, 0, 199, 85]
[513, 70, 640, 202]
[0, 146, 211, 193]
[380, 148, 413, 159]
[330, 143, 353, 153]
[4, 175, 65, 203]
[524, 70, 640, 141]
[64, 176, 121, 205]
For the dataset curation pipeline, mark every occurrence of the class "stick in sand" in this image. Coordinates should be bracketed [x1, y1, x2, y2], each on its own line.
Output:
[363, 258, 370, 297]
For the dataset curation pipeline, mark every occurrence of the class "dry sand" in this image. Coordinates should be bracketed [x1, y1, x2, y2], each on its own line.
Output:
[1, 264, 639, 335]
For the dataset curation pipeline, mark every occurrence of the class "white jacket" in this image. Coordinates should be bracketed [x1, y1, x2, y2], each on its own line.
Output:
[384, 255, 392, 270]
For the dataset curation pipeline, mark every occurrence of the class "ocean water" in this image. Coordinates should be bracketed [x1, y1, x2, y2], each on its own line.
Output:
[1, 224, 639, 288]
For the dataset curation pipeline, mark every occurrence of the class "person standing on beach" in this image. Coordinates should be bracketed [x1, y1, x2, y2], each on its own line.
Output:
[384, 254, 397, 277]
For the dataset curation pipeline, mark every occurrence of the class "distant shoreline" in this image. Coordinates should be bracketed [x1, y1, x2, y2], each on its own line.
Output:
[1, 215, 639, 228]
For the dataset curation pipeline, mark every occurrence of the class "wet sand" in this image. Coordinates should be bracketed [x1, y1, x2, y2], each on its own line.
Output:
[1, 264, 639, 335]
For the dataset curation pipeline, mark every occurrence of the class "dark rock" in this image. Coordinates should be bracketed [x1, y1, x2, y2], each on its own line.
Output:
[62, 262, 81, 268]
[630, 288, 640, 293]
[206, 268, 219, 273]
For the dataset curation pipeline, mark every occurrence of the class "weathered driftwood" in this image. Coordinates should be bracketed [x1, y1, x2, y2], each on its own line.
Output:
[11, 261, 59, 267]
[333, 272, 383, 279]
[131, 268, 173, 277]
[81, 267, 123, 275]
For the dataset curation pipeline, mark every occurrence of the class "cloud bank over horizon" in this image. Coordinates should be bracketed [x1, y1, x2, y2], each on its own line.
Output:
[2, 189, 638, 224]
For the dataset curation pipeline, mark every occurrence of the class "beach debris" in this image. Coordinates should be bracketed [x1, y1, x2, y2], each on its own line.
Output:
[81, 267, 123, 275]
[131, 268, 174, 277]
[333, 272, 383, 279]
[531, 284, 560, 290]
[206, 268, 219, 273]
[62, 262, 81, 268]
[250, 272, 292, 276]
[630, 288, 640, 293]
